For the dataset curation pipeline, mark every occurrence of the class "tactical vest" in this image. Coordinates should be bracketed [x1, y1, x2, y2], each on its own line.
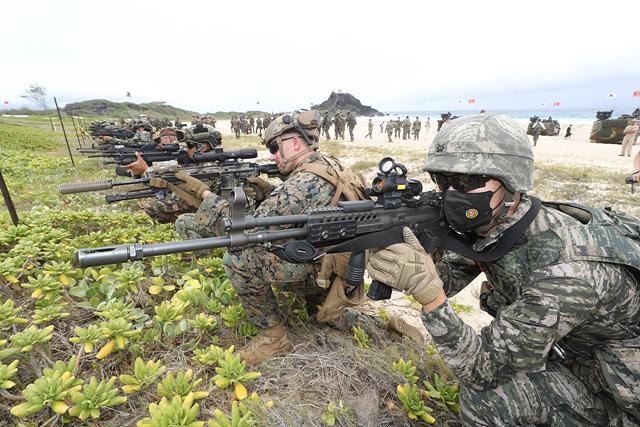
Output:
[481, 201, 640, 419]
[292, 154, 369, 204]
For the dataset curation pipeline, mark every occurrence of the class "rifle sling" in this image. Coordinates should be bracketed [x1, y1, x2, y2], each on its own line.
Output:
[327, 197, 541, 263]
[149, 177, 202, 208]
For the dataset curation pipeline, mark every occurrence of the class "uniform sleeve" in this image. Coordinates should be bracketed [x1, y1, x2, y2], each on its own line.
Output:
[422, 271, 600, 390]
[436, 251, 482, 297]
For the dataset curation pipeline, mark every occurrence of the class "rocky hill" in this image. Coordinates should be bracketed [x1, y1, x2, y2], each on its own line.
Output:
[63, 99, 197, 118]
[312, 92, 384, 116]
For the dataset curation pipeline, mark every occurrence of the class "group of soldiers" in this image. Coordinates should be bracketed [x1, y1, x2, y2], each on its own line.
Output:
[229, 114, 274, 138]
[82, 109, 640, 427]
[383, 116, 431, 142]
[320, 111, 358, 142]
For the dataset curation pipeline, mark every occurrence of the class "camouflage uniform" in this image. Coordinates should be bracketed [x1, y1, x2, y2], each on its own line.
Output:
[419, 114, 640, 426]
[322, 113, 332, 141]
[176, 153, 341, 327]
[366, 119, 373, 139]
[385, 121, 394, 142]
[412, 117, 421, 140]
[394, 118, 402, 138]
[255, 118, 263, 135]
[346, 112, 357, 142]
[134, 129, 152, 142]
[402, 116, 411, 140]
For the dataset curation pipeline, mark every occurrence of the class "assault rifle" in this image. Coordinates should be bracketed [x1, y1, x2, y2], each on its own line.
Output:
[79, 143, 181, 156]
[100, 147, 258, 166]
[76, 157, 443, 300]
[58, 150, 280, 203]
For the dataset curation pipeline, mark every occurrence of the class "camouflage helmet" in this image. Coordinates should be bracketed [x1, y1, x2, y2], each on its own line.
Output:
[423, 113, 533, 192]
[177, 123, 222, 147]
[263, 110, 321, 149]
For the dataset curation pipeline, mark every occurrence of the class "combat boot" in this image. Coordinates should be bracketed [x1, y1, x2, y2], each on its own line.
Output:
[238, 322, 293, 366]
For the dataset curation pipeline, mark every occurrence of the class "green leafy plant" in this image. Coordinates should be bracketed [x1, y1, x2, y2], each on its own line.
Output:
[197, 257, 225, 275]
[423, 373, 460, 413]
[396, 383, 435, 424]
[96, 318, 141, 359]
[188, 313, 218, 331]
[69, 376, 127, 420]
[352, 325, 369, 349]
[10, 370, 83, 417]
[42, 260, 78, 286]
[95, 299, 144, 322]
[70, 324, 108, 353]
[157, 370, 209, 400]
[392, 358, 419, 384]
[112, 263, 146, 293]
[0, 359, 19, 389]
[137, 394, 204, 427]
[213, 350, 261, 400]
[209, 401, 256, 427]
[10, 325, 54, 352]
[22, 274, 61, 300]
[154, 300, 187, 324]
[192, 344, 227, 366]
[376, 309, 390, 322]
[320, 400, 352, 426]
[237, 323, 258, 338]
[0, 299, 28, 328]
[119, 357, 167, 394]
[450, 300, 473, 314]
[32, 298, 70, 324]
[221, 304, 245, 328]
[148, 276, 176, 295]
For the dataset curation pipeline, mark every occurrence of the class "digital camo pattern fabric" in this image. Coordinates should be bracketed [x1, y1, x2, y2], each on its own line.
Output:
[423, 113, 534, 192]
[177, 153, 338, 327]
[423, 204, 640, 426]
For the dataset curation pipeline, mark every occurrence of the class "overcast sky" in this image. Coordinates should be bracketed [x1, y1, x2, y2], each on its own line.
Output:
[1, 0, 639, 113]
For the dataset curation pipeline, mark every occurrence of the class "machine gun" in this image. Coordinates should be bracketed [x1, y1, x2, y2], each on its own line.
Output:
[59, 148, 280, 203]
[76, 157, 446, 301]
[100, 147, 257, 166]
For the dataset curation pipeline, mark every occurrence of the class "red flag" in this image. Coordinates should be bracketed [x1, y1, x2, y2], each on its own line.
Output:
[468, 98, 476, 104]
[553, 101, 560, 107]
[633, 90, 640, 97]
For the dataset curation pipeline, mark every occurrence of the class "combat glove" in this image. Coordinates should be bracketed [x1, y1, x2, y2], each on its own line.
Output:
[174, 171, 210, 199]
[244, 176, 273, 202]
[366, 227, 442, 305]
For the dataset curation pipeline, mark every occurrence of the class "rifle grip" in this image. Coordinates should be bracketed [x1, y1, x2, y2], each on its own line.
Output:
[366, 280, 393, 300]
[58, 180, 113, 194]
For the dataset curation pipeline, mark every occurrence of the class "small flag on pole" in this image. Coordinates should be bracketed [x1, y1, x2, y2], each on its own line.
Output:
[553, 101, 560, 107]
[468, 98, 476, 104]
[607, 92, 617, 99]
[633, 90, 640, 97]
[126, 91, 131, 98]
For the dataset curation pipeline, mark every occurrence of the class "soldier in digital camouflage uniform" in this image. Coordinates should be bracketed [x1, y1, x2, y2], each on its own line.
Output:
[321, 112, 332, 141]
[133, 125, 152, 142]
[128, 124, 222, 223]
[412, 116, 421, 140]
[385, 120, 394, 142]
[401, 115, 411, 140]
[346, 111, 357, 142]
[176, 111, 369, 365]
[367, 113, 640, 426]
[394, 116, 402, 138]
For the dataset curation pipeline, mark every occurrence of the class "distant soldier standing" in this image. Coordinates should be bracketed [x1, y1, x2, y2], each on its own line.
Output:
[380, 121, 384, 134]
[394, 117, 402, 138]
[412, 116, 421, 140]
[322, 112, 332, 141]
[385, 121, 394, 142]
[346, 111, 357, 142]
[366, 118, 373, 139]
[402, 116, 411, 140]
[255, 117, 263, 136]
[232, 117, 241, 139]
[249, 116, 255, 134]
[333, 112, 341, 140]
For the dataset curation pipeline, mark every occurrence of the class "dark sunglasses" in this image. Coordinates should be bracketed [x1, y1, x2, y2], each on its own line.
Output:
[267, 135, 298, 154]
[430, 173, 491, 192]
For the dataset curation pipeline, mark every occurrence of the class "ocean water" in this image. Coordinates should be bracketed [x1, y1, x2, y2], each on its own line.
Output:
[383, 109, 632, 124]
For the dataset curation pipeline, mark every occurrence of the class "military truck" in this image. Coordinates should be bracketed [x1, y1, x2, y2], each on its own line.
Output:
[589, 109, 640, 144]
[526, 116, 560, 136]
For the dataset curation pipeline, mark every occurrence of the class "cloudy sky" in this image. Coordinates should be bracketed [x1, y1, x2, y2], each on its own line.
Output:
[1, 0, 639, 113]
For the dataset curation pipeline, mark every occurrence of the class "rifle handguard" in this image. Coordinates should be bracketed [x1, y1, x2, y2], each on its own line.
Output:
[58, 180, 114, 194]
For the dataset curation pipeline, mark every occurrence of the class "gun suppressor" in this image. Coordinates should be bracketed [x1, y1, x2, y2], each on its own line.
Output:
[58, 180, 114, 194]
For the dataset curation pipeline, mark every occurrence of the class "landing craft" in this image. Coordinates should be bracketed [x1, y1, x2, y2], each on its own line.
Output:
[589, 109, 640, 144]
[526, 116, 560, 136]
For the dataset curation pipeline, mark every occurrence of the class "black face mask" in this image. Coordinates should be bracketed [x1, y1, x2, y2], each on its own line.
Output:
[443, 189, 497, 233]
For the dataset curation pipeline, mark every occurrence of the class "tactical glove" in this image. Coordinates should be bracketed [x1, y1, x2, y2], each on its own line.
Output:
[366, 227, 442, 305]
[174, 171, 210, 199]
[244, 176, 273, 202]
